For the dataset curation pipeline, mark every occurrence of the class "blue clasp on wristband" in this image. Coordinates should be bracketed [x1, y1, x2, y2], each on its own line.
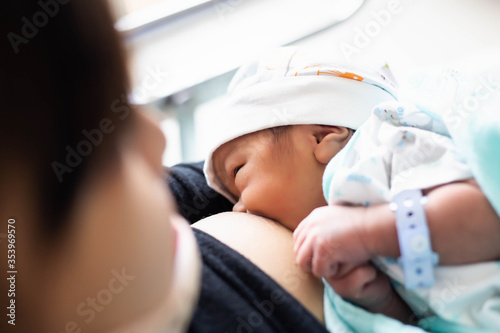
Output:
[390, 189, 439, 289]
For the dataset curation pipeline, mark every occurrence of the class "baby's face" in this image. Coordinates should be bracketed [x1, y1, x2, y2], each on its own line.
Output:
[212, 126, 328, 230]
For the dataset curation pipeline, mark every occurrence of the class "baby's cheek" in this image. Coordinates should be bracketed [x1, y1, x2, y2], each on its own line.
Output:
[240, 184, 267, 212]
[242, 183, 277, 214]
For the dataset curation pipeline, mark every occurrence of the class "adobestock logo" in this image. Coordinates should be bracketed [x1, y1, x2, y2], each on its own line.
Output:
[48, 267, 136, 333]
[51, 64, 168, 183]
[51, 94, 130, 183]
[7, 0, 71, 54]
[340, 0, 404, 62]
[213, 0, 244, 21]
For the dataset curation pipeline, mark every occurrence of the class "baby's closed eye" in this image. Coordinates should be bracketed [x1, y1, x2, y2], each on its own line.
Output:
[233, 165, 243, 177]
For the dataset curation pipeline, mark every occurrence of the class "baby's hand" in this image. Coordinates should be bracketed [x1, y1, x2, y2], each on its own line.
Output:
[325, 263, 393, 312]
[293, 205, 371, 278]
[328, 263, 415, 323]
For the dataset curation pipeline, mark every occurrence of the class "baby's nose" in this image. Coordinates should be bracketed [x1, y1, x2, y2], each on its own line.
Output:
[232, 200, 247, 213]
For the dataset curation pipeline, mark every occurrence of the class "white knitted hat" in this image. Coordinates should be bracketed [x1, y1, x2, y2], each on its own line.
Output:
[204, 47, 398, 202]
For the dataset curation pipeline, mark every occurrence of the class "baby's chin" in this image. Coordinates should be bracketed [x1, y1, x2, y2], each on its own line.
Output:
[275, 216, 303, 231]
[282, 212, 315, 231]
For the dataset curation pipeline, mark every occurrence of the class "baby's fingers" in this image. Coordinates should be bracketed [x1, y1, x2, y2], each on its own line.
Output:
[293, 216, 313, 253]
[311, 238, 340, 278]
[294, 232, 315, 273]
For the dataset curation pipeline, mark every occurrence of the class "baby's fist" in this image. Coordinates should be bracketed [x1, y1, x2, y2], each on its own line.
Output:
[293, 205, 371, 278]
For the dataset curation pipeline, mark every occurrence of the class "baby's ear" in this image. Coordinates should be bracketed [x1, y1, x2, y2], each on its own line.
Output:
[313, 126, 351, 164]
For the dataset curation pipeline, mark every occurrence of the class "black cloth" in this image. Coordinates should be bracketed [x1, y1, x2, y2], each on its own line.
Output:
[166, 161, 233, 224]
[189, 229, 329, 333]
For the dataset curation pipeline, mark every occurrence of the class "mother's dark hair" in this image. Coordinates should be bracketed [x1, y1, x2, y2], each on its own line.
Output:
[1, 0, 134, 235]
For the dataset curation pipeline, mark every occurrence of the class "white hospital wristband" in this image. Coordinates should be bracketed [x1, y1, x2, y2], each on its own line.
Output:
[389, 189, 438, 289]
